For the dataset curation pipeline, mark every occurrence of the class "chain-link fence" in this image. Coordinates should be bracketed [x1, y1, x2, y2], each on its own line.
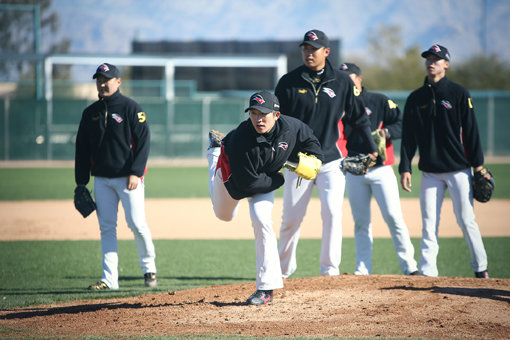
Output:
[2, 90, 510, 161]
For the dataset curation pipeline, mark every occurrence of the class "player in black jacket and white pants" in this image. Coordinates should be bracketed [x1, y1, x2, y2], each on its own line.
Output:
[341, 63, 418, 276]
[399, 45, 490, 278]
[75, 63, 157, 290]
[207, 91, 323, 305]
[275, 30, 377, 278]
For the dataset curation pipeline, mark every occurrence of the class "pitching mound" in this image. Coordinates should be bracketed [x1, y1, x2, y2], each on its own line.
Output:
[1, 275, 509, 339]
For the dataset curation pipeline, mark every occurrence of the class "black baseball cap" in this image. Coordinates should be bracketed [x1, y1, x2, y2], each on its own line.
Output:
[93, 63, 121, 79]
[340, 62, 362, 76]
[299, 29, 329, 49]
[421, 44, 450, 61]
[244, 91, 280, 114]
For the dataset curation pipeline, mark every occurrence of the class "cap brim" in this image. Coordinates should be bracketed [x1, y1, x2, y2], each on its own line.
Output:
[300, 41, 325, 49]
[421, 51, 448, 60]
[92, 72, 116, 79]
[244, 106, 273, 114]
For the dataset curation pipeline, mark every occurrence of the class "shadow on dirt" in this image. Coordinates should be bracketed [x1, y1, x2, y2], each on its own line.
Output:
[382, 285, 510, 303]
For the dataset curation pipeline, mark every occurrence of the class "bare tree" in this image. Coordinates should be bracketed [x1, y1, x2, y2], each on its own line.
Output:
[0, 0, 70, 82]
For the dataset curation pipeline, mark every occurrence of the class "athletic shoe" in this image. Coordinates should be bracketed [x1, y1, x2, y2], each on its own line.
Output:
[208, 130, 224, 149]
[88, 281, 109, 290]
[144, 272, 158, 287]
[475, 270, 489, 278]
[409, 271, 420, 275]
[246, 290, 273, 305]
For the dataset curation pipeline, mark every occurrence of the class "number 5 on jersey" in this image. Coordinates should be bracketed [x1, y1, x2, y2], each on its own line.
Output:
[137, 112, 146, 123]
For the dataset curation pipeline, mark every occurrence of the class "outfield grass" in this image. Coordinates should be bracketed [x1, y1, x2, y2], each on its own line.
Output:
[1, 237, 509, 309]
[0, 163, 509, 200]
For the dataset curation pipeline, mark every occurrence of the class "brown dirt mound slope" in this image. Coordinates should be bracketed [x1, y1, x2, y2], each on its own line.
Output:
[1, 275, 509, 339]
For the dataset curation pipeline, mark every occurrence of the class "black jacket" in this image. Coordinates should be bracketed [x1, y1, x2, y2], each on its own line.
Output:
[75, 90, 150, 185]
[345, 88, 402, 166]
[223, 114, 323, 200]
[275, 58, 376, 163]
[399, 76, 484, 174]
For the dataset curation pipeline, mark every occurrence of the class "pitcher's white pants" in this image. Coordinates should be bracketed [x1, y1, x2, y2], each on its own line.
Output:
[345, 165, 417, 275]
[279, 159, 344, 278]
[208, 147, 283, 291]
[419, 169, 487, 276]
[94, 176, 156, 289]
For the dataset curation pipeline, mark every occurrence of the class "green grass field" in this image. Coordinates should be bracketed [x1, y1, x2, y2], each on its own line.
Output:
[0, 164, 509, 311]
[0, 163, 509, 200]
[1, 238, 509, 310]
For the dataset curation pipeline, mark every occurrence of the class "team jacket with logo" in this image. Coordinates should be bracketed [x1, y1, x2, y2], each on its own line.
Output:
[75, 90, 150, 185]
[222, 115, 324, 200]
[345, 88, 402, 166]
[399, 77, 484, 174]
[275, 58, 376, 163]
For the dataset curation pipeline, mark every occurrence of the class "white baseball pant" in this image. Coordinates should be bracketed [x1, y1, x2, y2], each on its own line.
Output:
[94, 176, 156, 290]
[419, 169, 488, 276]
[345, 165, 418, 275]
[207, 147, 284, 291]
[279, 159, 344, 278]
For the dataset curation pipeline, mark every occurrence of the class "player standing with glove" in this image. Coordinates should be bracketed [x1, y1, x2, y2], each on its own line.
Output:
[275, 30, 377, 278]
[207, 91, 323, 305]
[399, 45, 491, 278]
[75, 63, 157, 290]
[340, 63, 418, 276]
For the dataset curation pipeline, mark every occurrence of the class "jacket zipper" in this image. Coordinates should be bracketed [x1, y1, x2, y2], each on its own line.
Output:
[104, 100, 108, 127]
[306, 77, 333, 104]
[427, 83, 436, 117]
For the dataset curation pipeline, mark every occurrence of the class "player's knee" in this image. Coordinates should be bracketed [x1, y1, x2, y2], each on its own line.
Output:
[214, 210, 235, 222]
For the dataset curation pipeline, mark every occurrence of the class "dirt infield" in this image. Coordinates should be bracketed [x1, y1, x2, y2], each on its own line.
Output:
[1, 275, 509, 339]
[1, 198, 509, 240]
[1, 198, 509, 339]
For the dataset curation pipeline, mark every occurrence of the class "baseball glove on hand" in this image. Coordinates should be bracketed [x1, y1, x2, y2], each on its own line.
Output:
[74, 186, 96, 218]
[472, 168, 495, 203]
[372, 129, 387, 161]
[340, 154, 376, 175]
[284, 152, 322, 180]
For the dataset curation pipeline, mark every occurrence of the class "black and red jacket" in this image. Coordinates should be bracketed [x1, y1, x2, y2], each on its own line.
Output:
[345, 87, 402, 166]
[399, 76, 484, 174]
[275, 58, 376, 163]
[75, 90, 150, 185]
[221, 114, 323, 200]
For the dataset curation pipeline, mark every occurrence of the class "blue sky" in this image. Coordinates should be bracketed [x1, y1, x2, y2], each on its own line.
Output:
[47, 0, 509, 64]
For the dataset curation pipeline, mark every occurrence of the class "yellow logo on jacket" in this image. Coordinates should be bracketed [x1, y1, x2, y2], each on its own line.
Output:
[298, 89, 307, 94]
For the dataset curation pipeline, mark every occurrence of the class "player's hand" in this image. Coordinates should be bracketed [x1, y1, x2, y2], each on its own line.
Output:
[368, 152, 378, 161]
[474, 165, 492, 180]
[127, 175, 140, 190]
[400, 172, 412, 192]
[378, 129, 387, 138]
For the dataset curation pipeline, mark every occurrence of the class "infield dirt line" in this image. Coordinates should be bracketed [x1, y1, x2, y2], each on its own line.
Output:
[1, 198, 508, 240]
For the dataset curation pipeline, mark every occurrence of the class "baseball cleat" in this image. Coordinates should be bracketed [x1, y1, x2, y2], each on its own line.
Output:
[144, 272, 158, 287]
[246, 290, 273, 305]
[208, 130, 224, 149]
[409, 271, 420, 275]
[88, 281, 109, 290]
[475, 270, 489, 278]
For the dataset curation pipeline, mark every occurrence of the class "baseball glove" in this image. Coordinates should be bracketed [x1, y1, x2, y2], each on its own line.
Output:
[472, 168, 495, 203]
[284, 152, 322, 180]
[340, 154, 376, 175]
[74, 186, 96, 218]
[372, 129, 387, 161]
